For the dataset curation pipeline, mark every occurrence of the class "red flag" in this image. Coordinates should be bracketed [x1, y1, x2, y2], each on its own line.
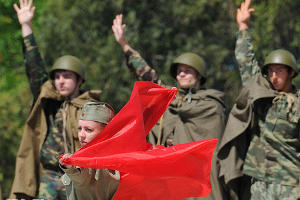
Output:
[62, 81, 217, 199]
[100, 139, 217, 200]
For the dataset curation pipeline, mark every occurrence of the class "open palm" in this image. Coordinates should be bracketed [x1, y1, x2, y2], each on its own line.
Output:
[112, 14, 127, 46]
[236, 0, 254, 25]
[14, 0, 35, 25]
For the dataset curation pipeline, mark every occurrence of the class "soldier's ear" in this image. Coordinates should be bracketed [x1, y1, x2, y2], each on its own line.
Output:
[197, 74, 202, 81]
[289, 70, 296, 79]
[77, 77, 83, 88]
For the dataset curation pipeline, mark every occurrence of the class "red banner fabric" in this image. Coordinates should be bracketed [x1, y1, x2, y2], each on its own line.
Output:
[62, 81, 217, 199]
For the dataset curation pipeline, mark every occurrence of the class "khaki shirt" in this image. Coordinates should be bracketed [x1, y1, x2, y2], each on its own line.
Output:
[61, 167, 120, 200]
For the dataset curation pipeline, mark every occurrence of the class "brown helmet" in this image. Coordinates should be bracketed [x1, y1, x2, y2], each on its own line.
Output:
[263, 49, 298, 77]
[49, 55, 86, 81]
[170, 52, 206, 84]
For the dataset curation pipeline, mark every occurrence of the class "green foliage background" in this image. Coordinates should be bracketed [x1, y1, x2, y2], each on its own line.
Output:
[1, 0, 300, 198]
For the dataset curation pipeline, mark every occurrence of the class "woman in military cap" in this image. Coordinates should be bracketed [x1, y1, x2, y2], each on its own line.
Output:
[60, 102, 119, 200]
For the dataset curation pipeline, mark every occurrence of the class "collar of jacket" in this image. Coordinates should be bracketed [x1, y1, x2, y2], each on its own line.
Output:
[42, 81, 102, 106]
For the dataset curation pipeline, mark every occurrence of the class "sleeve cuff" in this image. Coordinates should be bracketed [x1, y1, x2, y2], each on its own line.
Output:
[23, 33, 37, 52]
[23, 33, 34, 41]
[236, 29, 252, 39]
[62, 166, 80, 175]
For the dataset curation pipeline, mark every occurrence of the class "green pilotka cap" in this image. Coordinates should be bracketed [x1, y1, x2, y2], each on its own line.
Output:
[80, 102, 115, 124]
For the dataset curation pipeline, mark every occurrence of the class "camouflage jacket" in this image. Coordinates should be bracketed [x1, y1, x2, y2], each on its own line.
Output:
[236, 29, 300, 186]
[125, 48, 228, 200]
[22, 34, 66, 169]
[61, 167, 119, 200]
[10, 34, 102, 198]
[218, 29, 300, 200]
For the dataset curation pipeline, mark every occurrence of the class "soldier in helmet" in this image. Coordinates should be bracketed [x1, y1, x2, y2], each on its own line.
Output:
[10, 0, 101, 199]
[112, 14, 227, 200]
[217, 0, 300, 199]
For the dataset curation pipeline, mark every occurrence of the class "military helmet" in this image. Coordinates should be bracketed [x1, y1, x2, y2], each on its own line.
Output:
[263, 49, 298, 77]
[80, 102, 115, 125]
[170, 52, 206, 84]
[50, 55, 86, 81]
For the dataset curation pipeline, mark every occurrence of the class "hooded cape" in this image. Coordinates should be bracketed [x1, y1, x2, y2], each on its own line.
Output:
[217, 74, 279, 199]
[10, 80, 101, 198]
[147, 88, 226, 200]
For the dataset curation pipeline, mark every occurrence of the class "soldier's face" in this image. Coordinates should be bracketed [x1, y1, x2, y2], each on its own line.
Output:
[176, 64, 199, 89]
[267, 64, 295, 92]
[54, 70, 82, 98]
[78, 120, 105, 146]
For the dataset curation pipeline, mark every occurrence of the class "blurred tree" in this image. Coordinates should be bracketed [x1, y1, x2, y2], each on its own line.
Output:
[0, 0, 45, 197]
[1, 0, 300, 198]
[0, 0, 28, 197]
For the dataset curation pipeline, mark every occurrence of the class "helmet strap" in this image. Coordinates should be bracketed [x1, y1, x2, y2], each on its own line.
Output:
[188, 87, 192, 103]
[66, 79, 82, 100]
[188, 79, 198, 104]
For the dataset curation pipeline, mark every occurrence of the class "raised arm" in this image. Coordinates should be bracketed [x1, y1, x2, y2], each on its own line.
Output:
[112, 14, 159, 83]
[14, 0, 48, 99]
[235, 0, 260, 85]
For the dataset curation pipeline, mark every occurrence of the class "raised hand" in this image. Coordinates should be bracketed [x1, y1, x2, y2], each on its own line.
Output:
[236, 0, 255, 30]
[13, 0, 35, 36]
[13, 0, 35, 25]
[112, 14, 127, 47]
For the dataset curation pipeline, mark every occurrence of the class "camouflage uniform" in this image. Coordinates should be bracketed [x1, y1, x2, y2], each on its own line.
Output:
[235, 29, 300, 199]
[124, 49, 227, 200]
[24, 34, 67, 199]
[250, 179, 298, 200]
[39, 169, 66, 199]
[10, 34, 101, 199]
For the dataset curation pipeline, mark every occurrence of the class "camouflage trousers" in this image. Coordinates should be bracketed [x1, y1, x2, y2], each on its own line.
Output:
[250, 179, 298, 200]
[38, 169, 66, 200]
